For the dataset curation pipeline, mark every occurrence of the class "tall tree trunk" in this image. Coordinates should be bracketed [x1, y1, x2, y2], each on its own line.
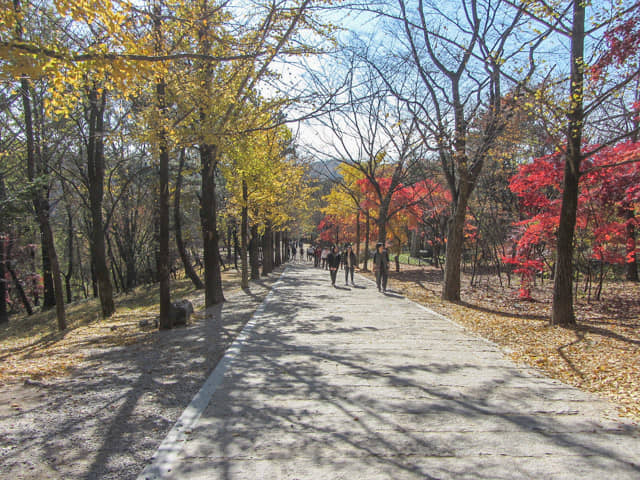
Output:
[199, 144, 225, 306]
[442, 183, 472, 301]
[175, 149, 204, 289]
[442, 181, 472, 302]
[153, 9, 172, 328]
[40, 226, 55, 309]
[0, 172, 8, 323]
[262, 224, 273, 276]
[0, 236, 7, 323]
[274, 231, 282, 267]
[7, 238, 33, 315]
[226, 222, 233, 262]
[625, 209, 638, 281]
[240, 180, 249, 289]
[65, 206, 73, 303]
[87, 86, 115, 318]
[249, 224, 260, 280]
[552, 1, 584, 326]
[377, 202, 389, 243]
[355, 209, 361, 264]
[233, 227, 239, 269]
[362, 209, 370, 271]
[19, 74, 65, 330]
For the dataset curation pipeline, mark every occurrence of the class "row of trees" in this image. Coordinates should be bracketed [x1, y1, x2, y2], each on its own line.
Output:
[0, 0, 323, 329]
[311, 0, 640, 325]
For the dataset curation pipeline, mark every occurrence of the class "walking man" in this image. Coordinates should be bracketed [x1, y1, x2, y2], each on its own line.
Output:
[343, 243, 356, 286]
[327, 245, 341, 287]
[373, 242, 390, 292]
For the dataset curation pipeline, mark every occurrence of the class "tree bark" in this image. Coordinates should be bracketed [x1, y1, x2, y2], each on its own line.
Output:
[442, 182, 472, 301]
[39, 227, 55, 309]
[625, 208, 638, 281]
[355, 209, 361, 264]
[262, 224, 273, 276]
[240, 180, 249, 289]
[552, 1, 584, 326]
[65, 205, 73, 303]
[86, 86, 115, 318]
[199, 143, 225, 306]
[362, 210, 370, 271]
[6, 239, 33, 316]
[152, 8, 172, 328]
[249, 224, 260, 280]
[20, 74, 65, 330]
[274, 231, 281, 267]
[0, 173, 8, 323]
[175, 149, 204, 289]
[0, 237, 7, 323]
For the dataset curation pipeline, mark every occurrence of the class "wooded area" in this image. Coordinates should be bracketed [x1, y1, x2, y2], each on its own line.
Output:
[0, 0, 639, 333]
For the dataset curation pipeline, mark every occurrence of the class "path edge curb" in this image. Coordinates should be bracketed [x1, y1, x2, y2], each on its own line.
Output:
[137, 266, 290, 480]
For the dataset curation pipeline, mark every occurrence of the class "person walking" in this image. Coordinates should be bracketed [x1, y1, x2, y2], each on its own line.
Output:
[343, 243, 356, 286]
[321, 246, 329, 270]
[373, 242, 390, 292]
[327, 245, 341, 287]
[314, 245, 321, 267]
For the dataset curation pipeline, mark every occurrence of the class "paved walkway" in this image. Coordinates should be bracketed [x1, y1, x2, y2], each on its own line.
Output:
[139, 264, 639, 479]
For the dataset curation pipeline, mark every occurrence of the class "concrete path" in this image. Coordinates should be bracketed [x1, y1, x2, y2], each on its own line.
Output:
[139, 264, 640, 479]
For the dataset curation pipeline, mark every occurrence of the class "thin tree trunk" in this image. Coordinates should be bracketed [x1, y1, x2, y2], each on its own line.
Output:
[249, 224, 260, 280]
[625, 208, 638, 281]
[153, 11, 172, 328]
[362, 210, 370, 271]
[0, 173, 8, 323]
[6, 239, 33, 315]
[39, 227, 55, 309]
[274, 231, 282, 267]
[552, 1, 584, 326]
[175, 149, 204, 289]
[87, 86, 115, 318]
[0, 246, 7, 322]
[65, 206, 73, 303]
[356, 209, 361, 264]
[262, 224, 273, 276]
[19, 74, 65, 330]
[240, 180, 249, 289]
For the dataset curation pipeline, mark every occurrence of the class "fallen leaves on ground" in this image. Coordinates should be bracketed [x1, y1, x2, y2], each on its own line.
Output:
[363, 264, 640, 423]
[0, 270, 245, 384]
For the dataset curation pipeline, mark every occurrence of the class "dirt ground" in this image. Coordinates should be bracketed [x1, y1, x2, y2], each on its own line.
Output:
[0, 267, 284, 480]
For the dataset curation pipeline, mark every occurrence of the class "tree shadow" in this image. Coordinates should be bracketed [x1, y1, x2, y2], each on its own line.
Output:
[154, 266, 640, 480]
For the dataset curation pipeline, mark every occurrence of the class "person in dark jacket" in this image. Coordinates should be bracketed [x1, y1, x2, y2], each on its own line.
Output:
[342, 244, 357, 286]
[327, 245, 341, 286]
[373, 242, 390, 292]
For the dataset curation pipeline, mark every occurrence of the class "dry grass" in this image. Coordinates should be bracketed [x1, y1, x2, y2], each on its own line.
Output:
[0, 269, 244, 384]
[363, 264, 640, 423]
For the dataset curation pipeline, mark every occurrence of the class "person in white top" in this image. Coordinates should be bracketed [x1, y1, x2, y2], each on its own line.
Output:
[321, 247, 330, 269]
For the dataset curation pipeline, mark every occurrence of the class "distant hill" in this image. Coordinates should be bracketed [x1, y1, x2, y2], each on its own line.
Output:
[306, 159, 341, 181]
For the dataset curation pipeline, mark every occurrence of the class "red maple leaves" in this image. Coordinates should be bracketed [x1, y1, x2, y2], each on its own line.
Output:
[507, 141, 640, 299]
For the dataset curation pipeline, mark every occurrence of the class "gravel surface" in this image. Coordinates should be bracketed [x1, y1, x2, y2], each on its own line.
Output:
[0, 271, 283, 480]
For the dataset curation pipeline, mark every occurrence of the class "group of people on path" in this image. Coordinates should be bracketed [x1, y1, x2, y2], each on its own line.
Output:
[324, 242, 390, 293]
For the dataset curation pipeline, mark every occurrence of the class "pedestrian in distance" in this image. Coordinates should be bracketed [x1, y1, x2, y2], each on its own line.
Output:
[343, 243, 357, 286]
[321, 246, 330, 270]
[314, 246, 321, 267]
[327, 245, 341, 287]
[373, 242, 390, 293]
